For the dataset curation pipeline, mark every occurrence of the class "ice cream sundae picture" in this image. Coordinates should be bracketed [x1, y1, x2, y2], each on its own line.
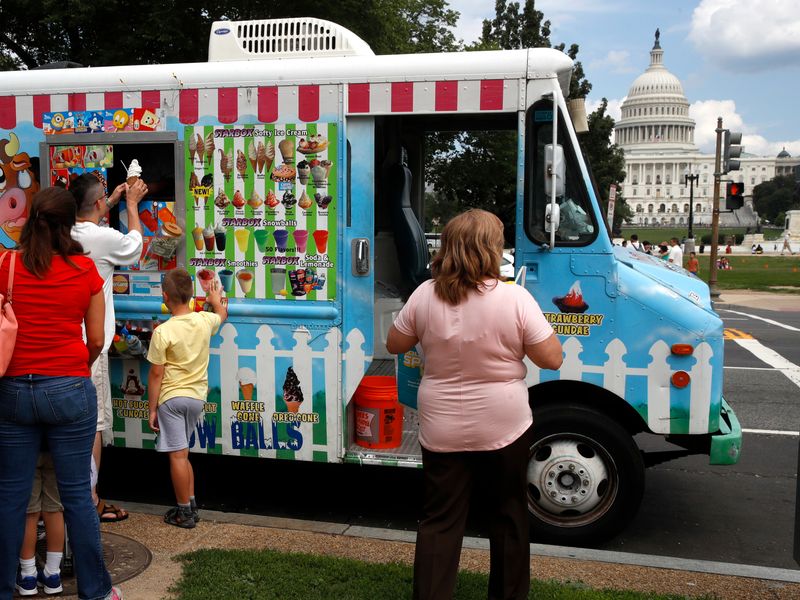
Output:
[297, 134, 328, 154]
[265, 190, 279, 209]
[297, 160, 311, 186]
[282, 366, 304, 412]
[281, 190, 297, 209]
[553, 281, 589, 313]
[270, 163, 296, 183]
[214, 188, 230, 209]
[314, 193, 333, 210]
[232, 190, 246, 209]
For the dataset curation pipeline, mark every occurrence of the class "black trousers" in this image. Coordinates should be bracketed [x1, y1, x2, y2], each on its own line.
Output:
[413, 429, 531, 600]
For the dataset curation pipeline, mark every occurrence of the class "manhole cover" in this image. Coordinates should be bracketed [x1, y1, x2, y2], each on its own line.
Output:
[18, 531, 151, 598]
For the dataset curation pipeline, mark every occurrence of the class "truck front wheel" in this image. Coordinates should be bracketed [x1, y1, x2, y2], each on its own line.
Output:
[527, 404, 645, 545]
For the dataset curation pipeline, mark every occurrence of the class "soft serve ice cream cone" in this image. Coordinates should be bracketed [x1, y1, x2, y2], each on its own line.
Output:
[248, 141, 258, 173]
[126, 159, 142, 186]
[282, 366, 304, 412]
[238, 367, 257, 401]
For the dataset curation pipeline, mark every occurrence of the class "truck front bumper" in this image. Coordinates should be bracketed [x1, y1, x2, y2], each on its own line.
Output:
[709, 397, 742, 465]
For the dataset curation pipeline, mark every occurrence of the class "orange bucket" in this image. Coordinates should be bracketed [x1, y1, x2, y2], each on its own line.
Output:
[354, 376, 404, 449]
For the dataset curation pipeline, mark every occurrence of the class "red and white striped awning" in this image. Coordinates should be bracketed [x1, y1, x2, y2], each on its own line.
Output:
[0, 79, 520, 130]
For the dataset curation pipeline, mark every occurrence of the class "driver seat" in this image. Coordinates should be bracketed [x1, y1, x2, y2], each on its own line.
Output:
[387, 161, 430, 292]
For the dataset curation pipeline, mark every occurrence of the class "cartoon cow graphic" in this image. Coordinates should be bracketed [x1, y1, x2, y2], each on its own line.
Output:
[0, 133, 39, 249]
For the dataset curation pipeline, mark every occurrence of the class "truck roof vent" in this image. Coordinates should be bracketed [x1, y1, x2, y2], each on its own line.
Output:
[208, 18, 374, 61]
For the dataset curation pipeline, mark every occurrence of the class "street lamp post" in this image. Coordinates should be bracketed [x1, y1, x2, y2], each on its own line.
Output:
[684, 167, 699, 243]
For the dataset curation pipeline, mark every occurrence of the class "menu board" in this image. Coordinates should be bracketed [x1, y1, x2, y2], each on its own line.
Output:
[185, 124, 336, 301]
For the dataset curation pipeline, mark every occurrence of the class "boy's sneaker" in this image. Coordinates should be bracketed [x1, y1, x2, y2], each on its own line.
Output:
[37, 569, 63, 595]
[164, 506, 196, 529]
[105, 586, 123, 600]
[15, 571, 38, 596]
[192, 508, 201, 523]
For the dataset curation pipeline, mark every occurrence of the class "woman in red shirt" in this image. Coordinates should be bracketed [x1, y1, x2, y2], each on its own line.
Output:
[0, 187, 122, 600]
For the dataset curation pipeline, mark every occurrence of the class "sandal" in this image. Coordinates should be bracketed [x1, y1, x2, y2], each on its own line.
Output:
[97, 500, 129, 523]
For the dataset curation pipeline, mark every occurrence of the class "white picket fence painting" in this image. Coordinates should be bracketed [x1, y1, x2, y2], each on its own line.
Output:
[114, 329, 714, 455]
[524, 337, 715, 434]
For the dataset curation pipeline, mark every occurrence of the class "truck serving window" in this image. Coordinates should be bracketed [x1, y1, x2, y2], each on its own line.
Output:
[524, 101, 597, 246]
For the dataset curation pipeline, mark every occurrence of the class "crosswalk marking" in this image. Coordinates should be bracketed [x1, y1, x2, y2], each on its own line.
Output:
[724, 328, 753, 340]
[721, 309, 800, 332]
[733, 338, 800, 389]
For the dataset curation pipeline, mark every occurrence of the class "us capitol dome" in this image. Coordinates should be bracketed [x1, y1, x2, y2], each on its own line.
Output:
[616, 30, 697, 154]
[614, 30, 793, 230]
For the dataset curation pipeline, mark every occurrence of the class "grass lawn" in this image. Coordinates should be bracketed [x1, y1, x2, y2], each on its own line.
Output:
[169, 548, 709, 600]
[694, 255, 800, 292]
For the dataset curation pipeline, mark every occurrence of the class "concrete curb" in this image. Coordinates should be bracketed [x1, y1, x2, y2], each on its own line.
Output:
[117, 501, 800, 584]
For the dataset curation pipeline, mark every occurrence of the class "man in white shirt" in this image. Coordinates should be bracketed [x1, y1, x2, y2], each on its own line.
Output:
[667, 237, 684, 267]
[782, 231, 795, 255]
[629, 234, 643, 252]
[71, 172, 148, 522]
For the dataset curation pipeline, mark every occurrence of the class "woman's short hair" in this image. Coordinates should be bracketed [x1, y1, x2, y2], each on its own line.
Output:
[430, 209, 504, 305]
[18, 187, 84, 277]
[162, 268, 194, 304]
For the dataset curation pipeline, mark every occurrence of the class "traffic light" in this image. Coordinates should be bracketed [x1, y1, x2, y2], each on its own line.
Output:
[726, 181, 745, 210]
[722, 130, 743, 174]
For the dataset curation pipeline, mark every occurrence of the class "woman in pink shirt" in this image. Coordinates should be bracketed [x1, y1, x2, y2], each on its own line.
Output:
[388, 209, 562, 600]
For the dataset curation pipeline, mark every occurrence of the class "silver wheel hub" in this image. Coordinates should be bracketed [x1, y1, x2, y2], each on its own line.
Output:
[528, 439, 609, 516]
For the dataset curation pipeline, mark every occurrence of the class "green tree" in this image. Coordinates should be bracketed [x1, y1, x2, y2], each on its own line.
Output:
[753, 175, 799, 223]
[0, 0, 458, 69]
[581, 99, 630, 232]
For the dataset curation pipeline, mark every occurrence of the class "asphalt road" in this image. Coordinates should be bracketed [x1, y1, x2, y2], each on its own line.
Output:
[102, 305, 800, 570]
[601, 306, 800, 569]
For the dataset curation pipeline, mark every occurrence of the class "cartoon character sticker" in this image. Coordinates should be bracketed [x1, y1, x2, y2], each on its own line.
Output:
[0, 133, 39, 249]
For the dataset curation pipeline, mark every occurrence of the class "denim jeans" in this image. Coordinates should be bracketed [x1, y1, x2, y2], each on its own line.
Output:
[0, 375, 113, 600]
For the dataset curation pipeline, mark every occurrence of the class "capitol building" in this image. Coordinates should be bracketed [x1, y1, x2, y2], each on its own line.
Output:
[615, 31, 799, 229]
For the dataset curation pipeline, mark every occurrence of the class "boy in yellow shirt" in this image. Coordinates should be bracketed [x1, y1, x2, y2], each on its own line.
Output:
[147, 269, 227, 528]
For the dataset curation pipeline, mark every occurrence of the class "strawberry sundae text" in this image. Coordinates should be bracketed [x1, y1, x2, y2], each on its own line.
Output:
[543, 312, 605, 337]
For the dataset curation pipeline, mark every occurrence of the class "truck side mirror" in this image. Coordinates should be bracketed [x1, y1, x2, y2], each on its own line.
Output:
[545, 203, 560, 233]
[544, 144, 565, 199]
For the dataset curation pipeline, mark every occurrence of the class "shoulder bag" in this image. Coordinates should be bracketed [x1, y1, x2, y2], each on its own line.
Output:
[0, 251, 18, 376]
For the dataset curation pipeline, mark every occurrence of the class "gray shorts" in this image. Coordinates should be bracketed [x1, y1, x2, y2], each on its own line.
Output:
[156, 397, 204, 453]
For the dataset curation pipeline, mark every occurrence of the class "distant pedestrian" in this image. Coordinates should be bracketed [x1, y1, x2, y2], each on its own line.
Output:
[668, 238, 684, 266]
[781, 231, 795, 255]
[629, 234, 642, 252]
[687, 252, 699, 276]
[147, 269, 227, 528]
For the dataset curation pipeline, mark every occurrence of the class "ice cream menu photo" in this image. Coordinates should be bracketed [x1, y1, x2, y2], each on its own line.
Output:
[185, 124, 337, 302]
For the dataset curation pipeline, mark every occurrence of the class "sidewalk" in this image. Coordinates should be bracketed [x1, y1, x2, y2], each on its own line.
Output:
[77, 502, 799, 600]
[715, 289, 799, 312]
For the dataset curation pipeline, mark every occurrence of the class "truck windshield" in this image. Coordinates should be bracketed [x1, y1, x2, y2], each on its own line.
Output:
[524, 100, 597, 246]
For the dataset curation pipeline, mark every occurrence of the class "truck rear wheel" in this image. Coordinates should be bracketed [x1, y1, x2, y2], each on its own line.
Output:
[527, 404, 645, 545]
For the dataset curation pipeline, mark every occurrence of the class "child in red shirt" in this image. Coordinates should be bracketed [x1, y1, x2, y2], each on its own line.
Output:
[687, 252, 700, 275]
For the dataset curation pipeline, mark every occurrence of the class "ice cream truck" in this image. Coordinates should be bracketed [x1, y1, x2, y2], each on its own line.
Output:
[0, 17, 741, 544]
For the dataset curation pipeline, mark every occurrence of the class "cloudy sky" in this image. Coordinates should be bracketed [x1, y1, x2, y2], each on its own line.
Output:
[447, 0, 800, 157]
